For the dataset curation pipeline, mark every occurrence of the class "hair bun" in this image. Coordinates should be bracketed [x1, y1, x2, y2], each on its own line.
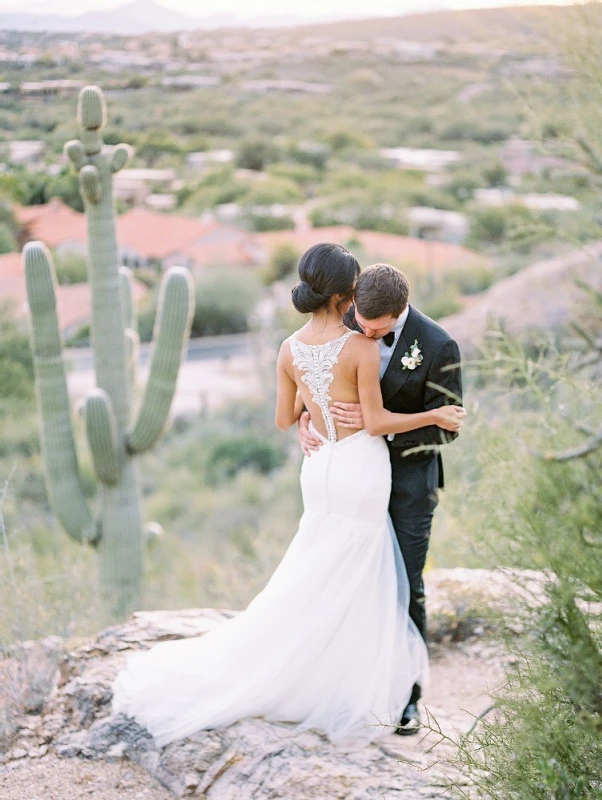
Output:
[291, 280, 329, 314]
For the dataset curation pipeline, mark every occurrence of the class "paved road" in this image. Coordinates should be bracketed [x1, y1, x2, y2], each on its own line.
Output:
[64, 333, 254, 371]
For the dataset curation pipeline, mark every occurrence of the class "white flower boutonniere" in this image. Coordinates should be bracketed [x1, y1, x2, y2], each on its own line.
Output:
[401, 340, 423, 370]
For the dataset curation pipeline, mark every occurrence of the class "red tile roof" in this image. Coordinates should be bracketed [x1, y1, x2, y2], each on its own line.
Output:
[14, 198, 87, 248]
[116, 207, 213, 260]
[254, 227, 483, 273]
[0, 251, 147, 333]
[11, 202, 484, 274]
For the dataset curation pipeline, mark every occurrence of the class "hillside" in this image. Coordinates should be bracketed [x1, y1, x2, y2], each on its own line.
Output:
[299, 5, 559, 46]
[440, 242, 602, 353]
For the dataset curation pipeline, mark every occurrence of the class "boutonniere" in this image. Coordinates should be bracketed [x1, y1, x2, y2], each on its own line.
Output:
[401, 340, 423, 370]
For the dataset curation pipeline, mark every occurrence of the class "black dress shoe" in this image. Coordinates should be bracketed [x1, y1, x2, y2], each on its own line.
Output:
[394, 702, 421, 736]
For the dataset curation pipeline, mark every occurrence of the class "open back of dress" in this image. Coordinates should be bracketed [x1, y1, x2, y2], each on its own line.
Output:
[290, 330, 360, 444]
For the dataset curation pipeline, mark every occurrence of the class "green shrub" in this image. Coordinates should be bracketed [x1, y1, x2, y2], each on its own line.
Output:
[448, 323, 602, 799]
[191, 269, 260, 336]
[0, 222, 17, 254]
[267, 163, 319, 188]
[321, 130, 374, 153]
[53, 251, 88, 284]
[418, 285, 462, 320]
[469, 207, 508, 245]
[288, 141, 329, 171]
[452, 262, 496, 295]
[136, 129, 183, 166]
[247, 214, 295, 232]
[244, 177, 304, 206]
[262, 242, 300, 285]
[236, 137, 281, 172]
[0, 358, 32, 400]
[205, 432, 287, 484]
[0, 301, 34, 400]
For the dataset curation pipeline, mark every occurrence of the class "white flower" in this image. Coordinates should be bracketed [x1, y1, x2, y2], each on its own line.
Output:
[401, 339, 423, 370]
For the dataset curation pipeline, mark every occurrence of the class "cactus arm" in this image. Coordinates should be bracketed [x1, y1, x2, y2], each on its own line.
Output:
[127, 267, 194, 454]
[144, 521, 164, 547]
[80, 165, 103, 205]
[24, 242, 98, 545]
[64, 140, 87, 171]
[118, 267, 136, 331]
[111, 144, 132, 174]
[124, 328, 140, 411]
[85, 389, 120, 486]
[78, 86, 105, 155]
[118, 267, 139, 411]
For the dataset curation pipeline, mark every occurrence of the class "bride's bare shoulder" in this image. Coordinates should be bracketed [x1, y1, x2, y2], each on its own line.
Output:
[277, 335, 294, 365]
[346, 332, 379, 358]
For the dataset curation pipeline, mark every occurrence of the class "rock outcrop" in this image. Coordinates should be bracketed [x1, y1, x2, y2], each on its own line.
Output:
[440, 243, 602, 354]
[0, 569, 545, 798]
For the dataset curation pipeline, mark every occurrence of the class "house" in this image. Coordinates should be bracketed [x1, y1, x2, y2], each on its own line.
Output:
[474, 188, 580, 211]
[241, 80, 332, 94]
[19, 80, 84, 96]
[186, 150, 234, 171]
[7, 140, 46, 168]
[12, 200, 258, 272]
[0, 251, 147, 337]
[115, 207, 257, 271]
[160, 76, 221, 90]
[406, 207, 469, 244]
[380, 148, 462, 172]
[394, 41, 439, 61]
[499, 137, 574, 184]
[253, 227, 484, 275]
[113, 169, 178, 205]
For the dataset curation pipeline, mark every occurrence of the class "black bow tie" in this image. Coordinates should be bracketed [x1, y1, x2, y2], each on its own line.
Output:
[382, 331, 396, 348]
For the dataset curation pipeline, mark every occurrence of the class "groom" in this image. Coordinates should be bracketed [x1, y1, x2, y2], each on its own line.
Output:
[299, 263, 463, 734]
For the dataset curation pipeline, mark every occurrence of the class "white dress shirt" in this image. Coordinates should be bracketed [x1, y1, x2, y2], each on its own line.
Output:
[378, 305, 410, 380]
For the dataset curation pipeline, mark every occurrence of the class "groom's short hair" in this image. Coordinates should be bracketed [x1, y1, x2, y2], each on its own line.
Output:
[354, 264, 409, 320]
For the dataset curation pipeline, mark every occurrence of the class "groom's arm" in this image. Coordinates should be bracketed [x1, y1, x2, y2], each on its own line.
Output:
[390, 338, 463, 448]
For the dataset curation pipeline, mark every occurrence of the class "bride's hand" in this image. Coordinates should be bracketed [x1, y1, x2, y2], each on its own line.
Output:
[432, 405, 466, 432]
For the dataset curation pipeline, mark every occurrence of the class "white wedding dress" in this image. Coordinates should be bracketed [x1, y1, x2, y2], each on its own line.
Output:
[112, 330, 429, 747]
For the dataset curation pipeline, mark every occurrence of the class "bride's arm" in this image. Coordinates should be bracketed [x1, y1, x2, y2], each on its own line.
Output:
[275, 341, 304, 431]
[357, 338, 464, 436]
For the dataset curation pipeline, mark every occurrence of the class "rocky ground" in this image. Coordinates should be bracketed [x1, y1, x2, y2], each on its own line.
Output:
[0, 569, 544, 799]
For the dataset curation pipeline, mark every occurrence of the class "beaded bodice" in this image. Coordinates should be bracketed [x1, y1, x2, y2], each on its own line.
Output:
[290, 330, 356, 445]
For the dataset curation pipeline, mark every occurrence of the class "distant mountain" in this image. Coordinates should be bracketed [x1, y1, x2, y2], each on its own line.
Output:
[0, 0, 448, 34]
[0, 0, 225, 33]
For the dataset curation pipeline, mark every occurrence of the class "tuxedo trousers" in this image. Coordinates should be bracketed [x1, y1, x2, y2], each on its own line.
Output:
[387, 446, 439, 704]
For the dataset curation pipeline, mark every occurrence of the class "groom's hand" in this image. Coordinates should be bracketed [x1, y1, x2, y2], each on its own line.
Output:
[330, 402, 365, 430]
[299, 411, 322, 456]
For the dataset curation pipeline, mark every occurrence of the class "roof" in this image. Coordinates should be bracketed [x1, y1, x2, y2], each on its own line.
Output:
[254, 227, 483, 273]
[0, 250, 147, 334]
[14, 198, 87, 248]
[116, 207, 215, 260]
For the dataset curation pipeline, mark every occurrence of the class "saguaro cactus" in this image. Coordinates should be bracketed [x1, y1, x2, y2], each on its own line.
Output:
[24, 86, 194, 620]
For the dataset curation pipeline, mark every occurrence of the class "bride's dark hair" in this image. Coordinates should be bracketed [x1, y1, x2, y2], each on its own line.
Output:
[292, 243, 360, 315]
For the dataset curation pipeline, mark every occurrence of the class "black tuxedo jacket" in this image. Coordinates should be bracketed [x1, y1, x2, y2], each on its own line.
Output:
[345, 304, 463, 489]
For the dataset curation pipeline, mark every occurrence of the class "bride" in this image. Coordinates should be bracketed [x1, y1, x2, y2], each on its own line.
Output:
[112, 243, 465, 747]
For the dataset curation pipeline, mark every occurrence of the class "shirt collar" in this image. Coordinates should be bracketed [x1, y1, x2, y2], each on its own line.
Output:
[391, 304, 410, 336]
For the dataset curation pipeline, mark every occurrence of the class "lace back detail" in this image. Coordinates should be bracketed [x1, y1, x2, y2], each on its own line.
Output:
[290, 330, 356, 444]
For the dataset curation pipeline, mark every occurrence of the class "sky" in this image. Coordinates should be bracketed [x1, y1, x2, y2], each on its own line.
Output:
[0, 0, 575, 19]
